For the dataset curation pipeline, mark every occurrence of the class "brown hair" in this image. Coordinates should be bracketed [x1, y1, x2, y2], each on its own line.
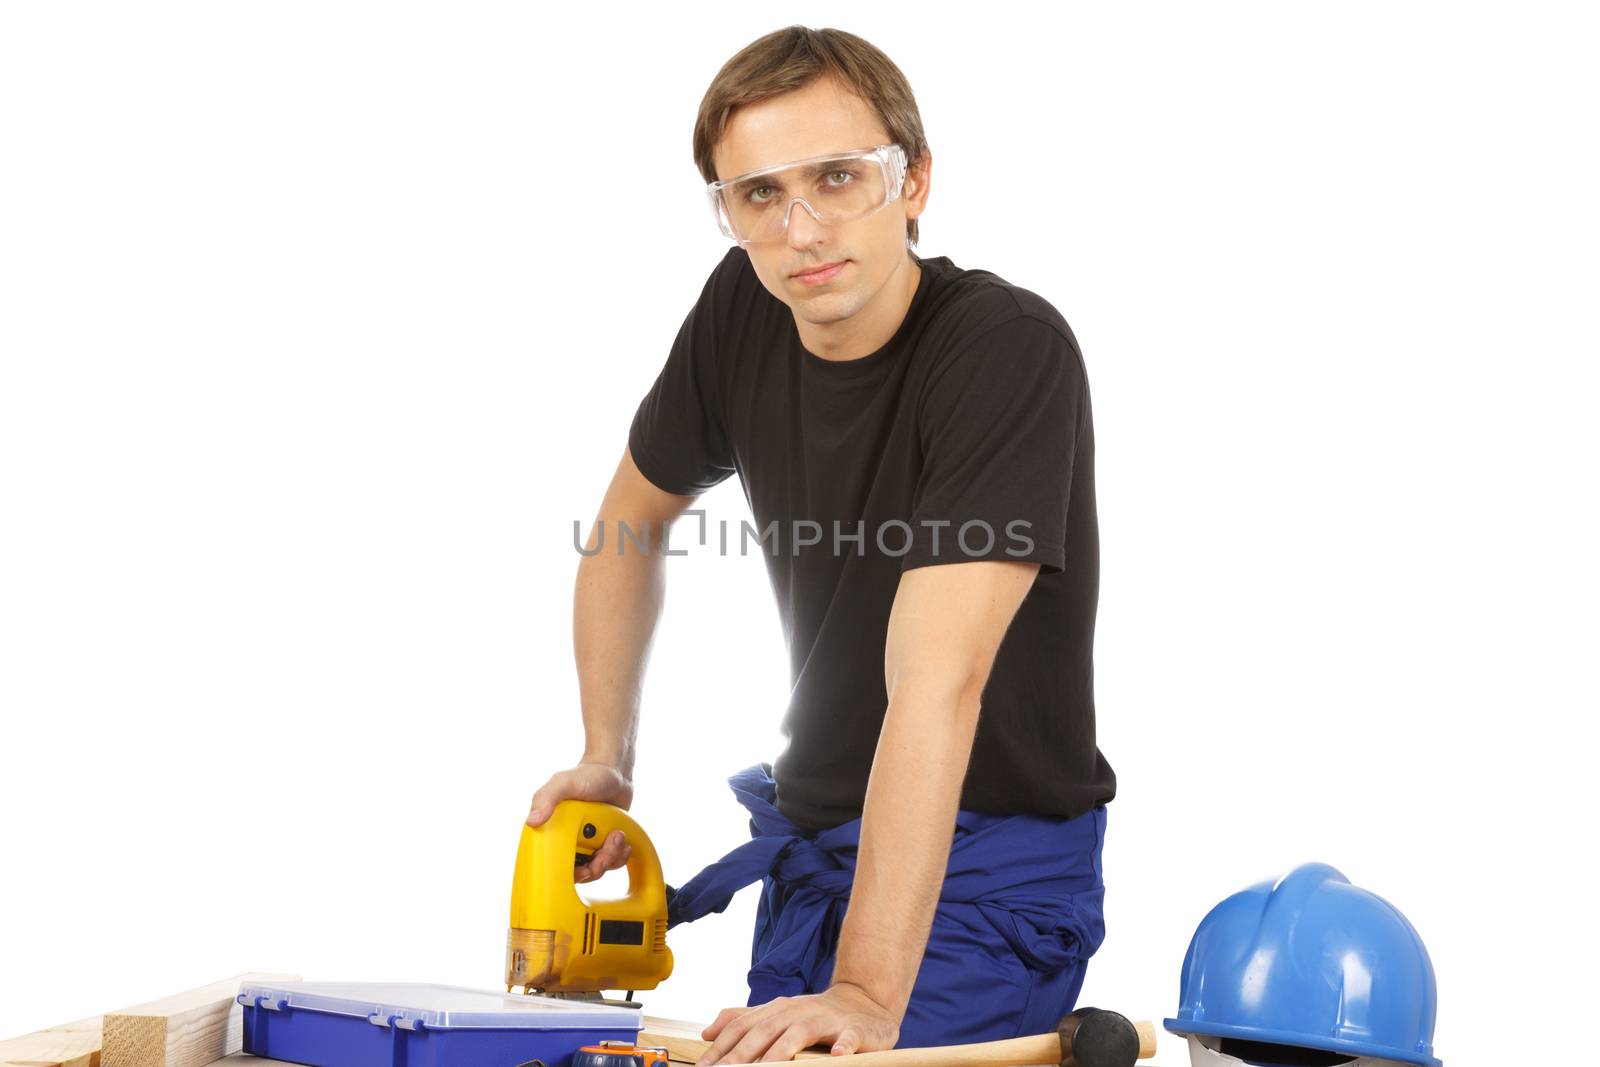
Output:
[693, 26, 929, 247]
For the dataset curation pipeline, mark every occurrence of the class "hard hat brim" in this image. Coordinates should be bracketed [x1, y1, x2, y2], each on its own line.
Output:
[1163, 1017, 1442, 1067]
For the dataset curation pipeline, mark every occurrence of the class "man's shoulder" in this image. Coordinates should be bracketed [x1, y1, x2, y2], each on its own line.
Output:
[688, 246, 772, 337]
[708, 244, 759, 296]
[916, 255, 1083, 386]
[712, 243, 749, 278]
[919, 255, 1078, 354]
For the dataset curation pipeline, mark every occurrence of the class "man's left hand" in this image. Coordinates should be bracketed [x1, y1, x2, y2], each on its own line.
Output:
[694, 983, 901, 1065]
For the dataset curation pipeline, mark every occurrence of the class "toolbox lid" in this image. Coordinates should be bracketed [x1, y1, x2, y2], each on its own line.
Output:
[236, 981, 644, 1031]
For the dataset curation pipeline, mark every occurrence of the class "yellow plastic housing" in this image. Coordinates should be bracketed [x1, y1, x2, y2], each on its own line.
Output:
[507, 800, 673, 994]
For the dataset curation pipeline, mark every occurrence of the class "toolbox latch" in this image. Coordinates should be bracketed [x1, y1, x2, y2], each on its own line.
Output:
[237, 994, 287, 1011]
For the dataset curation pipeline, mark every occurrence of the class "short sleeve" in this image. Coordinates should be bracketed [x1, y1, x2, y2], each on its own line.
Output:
[627, 255, 738, 495]
[902, 314, 1086, 575]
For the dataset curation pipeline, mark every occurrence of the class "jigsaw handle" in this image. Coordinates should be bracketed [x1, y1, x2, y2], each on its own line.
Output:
[510, 800, 667, 926]
[571, 800, 667, 905]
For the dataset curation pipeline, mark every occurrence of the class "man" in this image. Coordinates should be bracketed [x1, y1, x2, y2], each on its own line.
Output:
[527, 25, 1115, 1064]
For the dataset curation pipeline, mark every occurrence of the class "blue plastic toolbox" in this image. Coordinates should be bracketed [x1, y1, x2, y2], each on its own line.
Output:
[236, 981, 643, 1067]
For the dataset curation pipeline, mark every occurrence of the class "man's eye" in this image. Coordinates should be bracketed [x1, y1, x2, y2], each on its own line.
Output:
[826, 169, 855, 185]
[747, 184, 776, 203]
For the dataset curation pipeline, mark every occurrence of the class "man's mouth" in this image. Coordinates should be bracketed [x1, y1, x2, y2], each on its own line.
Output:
[792, 260, 847, 285]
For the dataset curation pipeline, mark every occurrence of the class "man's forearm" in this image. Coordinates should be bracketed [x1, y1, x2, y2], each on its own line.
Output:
[830, 672, 983, 1018]
[572, 518, 669, 777]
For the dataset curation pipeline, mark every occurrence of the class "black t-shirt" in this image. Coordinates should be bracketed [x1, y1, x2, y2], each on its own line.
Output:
[628, 247, 1116, 830]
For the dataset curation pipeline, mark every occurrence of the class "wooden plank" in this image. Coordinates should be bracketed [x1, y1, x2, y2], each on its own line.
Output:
[0, 974, 297, 1067]
[101, 973, 298, 1067]
[0, 1013, 102, 1067]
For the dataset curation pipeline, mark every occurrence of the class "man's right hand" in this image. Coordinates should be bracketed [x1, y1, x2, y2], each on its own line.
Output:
[527, 762, 635, 884]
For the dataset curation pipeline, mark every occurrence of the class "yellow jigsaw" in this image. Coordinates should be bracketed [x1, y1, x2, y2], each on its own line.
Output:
[505, 800, 674, 1001]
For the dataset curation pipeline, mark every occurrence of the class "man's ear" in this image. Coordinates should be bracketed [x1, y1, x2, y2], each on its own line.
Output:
[904, 148, 932, 222]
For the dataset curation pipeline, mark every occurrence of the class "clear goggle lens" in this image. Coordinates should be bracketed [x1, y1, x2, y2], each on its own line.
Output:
[708, 144, 907, 245]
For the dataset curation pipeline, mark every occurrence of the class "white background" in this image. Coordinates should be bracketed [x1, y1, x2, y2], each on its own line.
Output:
[2, 4, 1596, 1065]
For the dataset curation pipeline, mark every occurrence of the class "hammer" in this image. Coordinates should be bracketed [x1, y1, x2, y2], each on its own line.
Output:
[718, 1007, 1156, 1067]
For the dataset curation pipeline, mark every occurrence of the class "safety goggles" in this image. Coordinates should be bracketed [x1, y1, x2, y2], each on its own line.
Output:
[706, 143, 909, 246]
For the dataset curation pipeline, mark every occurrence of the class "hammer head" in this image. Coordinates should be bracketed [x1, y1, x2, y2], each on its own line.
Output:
[1056, 1007, 1140, 1067]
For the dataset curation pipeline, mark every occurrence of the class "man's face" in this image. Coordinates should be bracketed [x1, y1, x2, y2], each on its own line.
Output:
[711, 75, 929, 328]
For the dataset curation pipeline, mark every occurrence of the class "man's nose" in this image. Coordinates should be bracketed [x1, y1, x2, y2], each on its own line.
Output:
[783, 197, 826, 248]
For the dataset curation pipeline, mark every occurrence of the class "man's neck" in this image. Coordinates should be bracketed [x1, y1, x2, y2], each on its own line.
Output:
[796, 253, 922, 362]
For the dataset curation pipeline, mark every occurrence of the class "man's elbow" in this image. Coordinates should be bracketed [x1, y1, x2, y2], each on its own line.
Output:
[884, 658, 991, 719]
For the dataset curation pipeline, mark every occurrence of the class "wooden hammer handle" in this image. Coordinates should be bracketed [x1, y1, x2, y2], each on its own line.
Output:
[723, 1020, 1157, 1067]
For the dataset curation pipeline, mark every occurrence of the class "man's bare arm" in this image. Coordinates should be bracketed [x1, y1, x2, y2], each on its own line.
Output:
[572, 445, 699, 775]
[831, 559, 1041, 1022]
[698, 558, 1044, 1064]
[526, 445, 699, 876]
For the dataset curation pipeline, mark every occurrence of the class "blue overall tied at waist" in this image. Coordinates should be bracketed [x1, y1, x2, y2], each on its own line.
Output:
[664, 763, 1108, 1048]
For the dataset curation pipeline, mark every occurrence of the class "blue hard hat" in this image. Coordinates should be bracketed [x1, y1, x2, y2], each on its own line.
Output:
[1164, 862, 1441, 1066]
